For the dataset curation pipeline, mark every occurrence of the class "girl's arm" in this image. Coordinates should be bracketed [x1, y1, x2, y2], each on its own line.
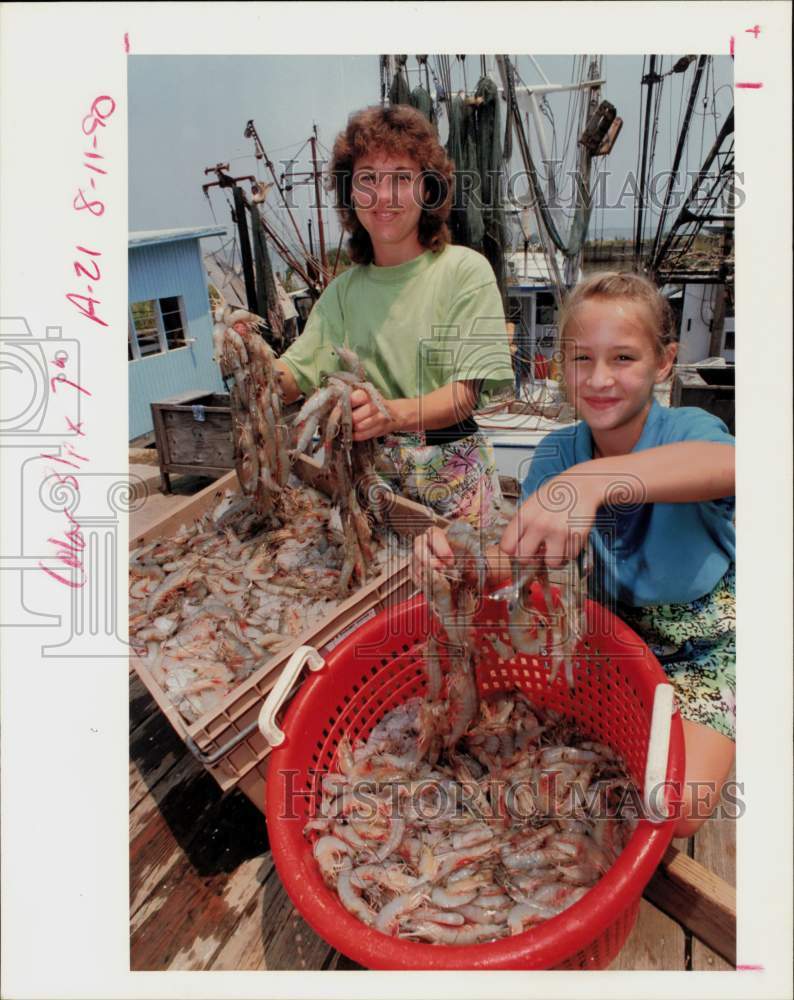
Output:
[501, 442, 735, 567]
[585, 442, 735, 504]
[351, 381, 479, 442]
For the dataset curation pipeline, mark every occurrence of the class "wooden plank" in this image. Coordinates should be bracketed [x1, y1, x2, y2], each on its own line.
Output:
[610, 898, 686, 970]
[325, 951, 364, 971]
[130, 786, 267, 969]
[129, 672, 159, 737]
[153, 390, 215, 406]
[132, 851, 264, 970]
[150, 399, 173, 492]
[692, 781, 736, 970]
[206, 865, 276, 971]
[129, 760, 214, 914]
[129, 686, 190, 812]
[644, 844, 736, 966]
[693, 939, 733, 971]
[159, 403, 230, 413]
[256, 867, 337, 971]
[161, 463, 232, 477]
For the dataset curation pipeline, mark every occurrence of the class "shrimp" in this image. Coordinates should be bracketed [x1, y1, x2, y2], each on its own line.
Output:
[458, 903, 510, 925]
[312, 836, 353, 886]
[374, 887, 427, 935]
[430, 886, 479, 908]
[337, 869, 377, 926]
[350, 864, 425, 893]
[356, 382, 393, 421]
[403, 921, 504, 945]
[335, 345, 366, 380]
[423, 635, 443, 701]
[412, 907, 465, 926]
[445, 659, 478, 746]
[507, 901, 558, 934]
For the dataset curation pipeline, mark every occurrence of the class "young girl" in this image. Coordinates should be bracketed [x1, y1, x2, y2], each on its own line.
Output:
[415, 271, 736, 837]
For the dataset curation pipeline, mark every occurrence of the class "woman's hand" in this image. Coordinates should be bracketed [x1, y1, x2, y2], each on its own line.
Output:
[499, 471, 603, 568]
[412, 526, 454, 589]
[350, 389, 402, 441]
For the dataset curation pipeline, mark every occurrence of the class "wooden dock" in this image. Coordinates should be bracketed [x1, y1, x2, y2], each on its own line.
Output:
[130, 671, 736, 972]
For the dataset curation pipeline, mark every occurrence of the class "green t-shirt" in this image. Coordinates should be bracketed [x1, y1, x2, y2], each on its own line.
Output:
[281, 244, 514, 410]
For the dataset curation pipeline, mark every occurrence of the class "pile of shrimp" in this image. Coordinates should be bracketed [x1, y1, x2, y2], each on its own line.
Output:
[130, 484, 402, 724]
[305, 694, 637, 944]
[291, 345, 396, 595]
[213, 302, 290, 516]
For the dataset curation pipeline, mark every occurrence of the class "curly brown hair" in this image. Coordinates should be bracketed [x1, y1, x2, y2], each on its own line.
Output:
[327, 104, 454, 264]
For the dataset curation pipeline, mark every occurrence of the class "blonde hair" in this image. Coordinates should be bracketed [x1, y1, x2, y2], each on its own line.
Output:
[558, 271, 676, 358]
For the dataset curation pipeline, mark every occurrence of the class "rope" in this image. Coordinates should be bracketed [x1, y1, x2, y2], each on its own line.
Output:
[445, 74, 509, 302]
[388, 58, 411, 105]
[409, 83, 436, 126]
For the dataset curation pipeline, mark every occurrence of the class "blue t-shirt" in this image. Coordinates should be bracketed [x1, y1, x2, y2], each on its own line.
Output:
[520, 401, 735, 606]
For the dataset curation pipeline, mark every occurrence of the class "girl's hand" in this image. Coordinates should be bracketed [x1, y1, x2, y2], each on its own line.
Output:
[351, 389, 400, 441]
[412, 526, 454, 588]
[500, 472, 603, 568]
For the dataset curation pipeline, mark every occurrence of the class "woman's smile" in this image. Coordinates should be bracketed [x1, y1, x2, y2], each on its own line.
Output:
[351, 151, 425, 266]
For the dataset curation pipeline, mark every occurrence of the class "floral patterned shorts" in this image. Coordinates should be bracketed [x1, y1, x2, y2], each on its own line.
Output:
[616, 565, 736, 741]
[380, 431, 501, 531]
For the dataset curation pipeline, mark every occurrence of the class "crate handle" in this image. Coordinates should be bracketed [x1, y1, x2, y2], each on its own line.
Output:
[644, 682, 675, 823]
[258, 645, 325, 747]
[183, 645, 324, 765]
[186, 720, 259, 766]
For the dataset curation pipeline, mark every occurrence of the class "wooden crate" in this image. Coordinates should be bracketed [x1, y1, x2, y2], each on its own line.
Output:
[671, 368, 735, 434]
[130, 459, 442, 813]
[150, 390, 234, 493]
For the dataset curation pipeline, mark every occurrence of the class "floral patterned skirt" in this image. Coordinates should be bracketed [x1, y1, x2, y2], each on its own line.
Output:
[380, 430, 501, 530]
[615, 565, 736, 741]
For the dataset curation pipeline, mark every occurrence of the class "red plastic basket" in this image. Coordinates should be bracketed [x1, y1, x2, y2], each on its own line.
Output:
[264, 588, 685, 970]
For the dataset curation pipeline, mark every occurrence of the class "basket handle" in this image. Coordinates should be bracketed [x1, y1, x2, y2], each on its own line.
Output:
[258, 644, 325, 748]
[644, 682, 675, 823]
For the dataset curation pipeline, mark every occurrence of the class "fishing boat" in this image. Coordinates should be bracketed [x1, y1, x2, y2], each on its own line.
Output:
[198, 54, 734, 474]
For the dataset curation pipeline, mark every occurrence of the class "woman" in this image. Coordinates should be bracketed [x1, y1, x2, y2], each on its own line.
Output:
[274, 104, 514, 528]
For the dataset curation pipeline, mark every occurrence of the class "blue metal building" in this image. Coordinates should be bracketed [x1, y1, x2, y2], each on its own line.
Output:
[128, 226, 226, 441]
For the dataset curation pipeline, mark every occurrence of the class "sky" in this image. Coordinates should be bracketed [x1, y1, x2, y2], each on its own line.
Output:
[128, 53, 734, 274]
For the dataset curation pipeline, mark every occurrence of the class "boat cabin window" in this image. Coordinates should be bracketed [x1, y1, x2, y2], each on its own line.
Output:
[128, 296, 188, 361]
[537, 293, 556, 327]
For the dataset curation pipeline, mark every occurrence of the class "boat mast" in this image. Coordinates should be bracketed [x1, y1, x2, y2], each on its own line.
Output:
[564, 55, 603, 287]
[647, 56, 709, 272]
[244, 119, 310, 261]
[634, 55, 659, 268]
[309, 125, 328, 284]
